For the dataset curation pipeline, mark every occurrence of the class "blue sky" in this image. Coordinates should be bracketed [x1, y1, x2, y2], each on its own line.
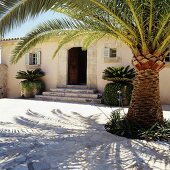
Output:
[5, 11, 66, 38]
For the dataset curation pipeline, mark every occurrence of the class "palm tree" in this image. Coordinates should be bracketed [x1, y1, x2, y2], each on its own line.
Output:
[0, 0, 169, 127]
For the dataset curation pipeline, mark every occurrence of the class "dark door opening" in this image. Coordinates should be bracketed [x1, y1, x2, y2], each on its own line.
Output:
[68, 47, 87, 85]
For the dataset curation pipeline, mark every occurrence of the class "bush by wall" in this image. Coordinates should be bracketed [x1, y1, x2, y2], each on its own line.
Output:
[102, 66, 135, 106]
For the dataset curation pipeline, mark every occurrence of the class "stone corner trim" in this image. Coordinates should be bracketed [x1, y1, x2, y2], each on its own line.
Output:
[0, 64, 8, 98]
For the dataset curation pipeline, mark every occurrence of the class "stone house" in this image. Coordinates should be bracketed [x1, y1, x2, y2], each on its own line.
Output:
[0, 37, 170, 104]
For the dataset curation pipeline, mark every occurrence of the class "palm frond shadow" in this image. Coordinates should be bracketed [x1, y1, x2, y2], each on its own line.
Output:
[0, 109, 170, 169]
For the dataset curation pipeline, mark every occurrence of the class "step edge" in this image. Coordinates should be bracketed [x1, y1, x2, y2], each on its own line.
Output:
[36, 95, 101, 100]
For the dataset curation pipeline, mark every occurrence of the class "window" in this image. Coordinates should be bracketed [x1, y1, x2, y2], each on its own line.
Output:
[165, 53, 170, 62]
[104, 47, 117, 58]
[110, 48, 117, 58]
[25, 51, 41, 65]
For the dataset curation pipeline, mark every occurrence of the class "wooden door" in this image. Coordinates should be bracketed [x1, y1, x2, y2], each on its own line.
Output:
[68, 48, 79, 85]
[68, 47, 87, 85]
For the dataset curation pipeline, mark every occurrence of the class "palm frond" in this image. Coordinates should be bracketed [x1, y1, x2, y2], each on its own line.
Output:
[11, 18, 87, 63]
[125, 0, 149, 54]
[0, 0, 168, 63]
[88, 0, 137, 39]
[52, 30, 85, 59]
[148, 0, 153, 37]
[152, 13, 170, 49]
[81, 32, 106, 50]
[52, 30, 107, 58]
[154, 35, 170, 56]
[0, 0, 58, 37]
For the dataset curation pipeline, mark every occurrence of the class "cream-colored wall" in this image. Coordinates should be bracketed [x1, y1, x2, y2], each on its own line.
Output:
[36, 41, 58, 90]
[0, 37, 170, 104]
[1, 41, 24, 97]
[96, 37, 170, 104]
[95, 37, 133, 92]
[1, 40, 58, 97]
[160, 68, 170, 104]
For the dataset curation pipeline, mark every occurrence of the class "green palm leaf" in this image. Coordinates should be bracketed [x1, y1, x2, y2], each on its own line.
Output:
[0, 0, 169, 62]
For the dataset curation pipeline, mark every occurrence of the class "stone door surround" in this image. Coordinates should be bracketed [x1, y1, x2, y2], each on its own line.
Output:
[57, 43, 97, 88]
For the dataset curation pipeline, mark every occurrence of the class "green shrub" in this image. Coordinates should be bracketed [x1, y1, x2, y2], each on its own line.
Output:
[140, 120, 170, 141]
[105, 110, 170, 141]
[102, 66, 135, 106]
[34, 80, 45, 95]
[16, 68, 45, 81]
[16, 68, 45, 98]
[102, 82, 133, 106]
[102, 65, 135, 82]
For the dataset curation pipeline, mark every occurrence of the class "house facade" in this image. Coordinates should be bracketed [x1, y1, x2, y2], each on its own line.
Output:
[0, 37, 170, 104]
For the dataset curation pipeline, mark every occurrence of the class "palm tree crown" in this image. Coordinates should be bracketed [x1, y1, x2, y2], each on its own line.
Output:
[0, 0, 169, 63]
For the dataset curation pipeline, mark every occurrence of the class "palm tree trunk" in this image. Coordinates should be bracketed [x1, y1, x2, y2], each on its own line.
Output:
[127, 69, 163, 127]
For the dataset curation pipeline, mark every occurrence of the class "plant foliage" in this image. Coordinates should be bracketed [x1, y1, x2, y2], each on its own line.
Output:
[102, 82, 133, 106]
[16, 68, 45, 97]
[102, 65, 135, 82]
[16, 68, 45, 81]
[102, 66, 134, 106]
[0, 0, 169, 63]
[105, 110, 170, 142]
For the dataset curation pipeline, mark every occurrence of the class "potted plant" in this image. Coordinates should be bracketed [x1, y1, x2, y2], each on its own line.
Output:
[16, 68, 45, 98]
[102, 65, 135, 106]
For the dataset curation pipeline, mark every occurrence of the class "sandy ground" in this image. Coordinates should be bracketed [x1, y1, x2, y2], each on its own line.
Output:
[0, 98, 169, 170]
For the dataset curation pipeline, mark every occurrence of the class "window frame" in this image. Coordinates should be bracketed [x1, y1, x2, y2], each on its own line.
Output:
[104, 47, 117, 58]
[25, 51, 41, 66]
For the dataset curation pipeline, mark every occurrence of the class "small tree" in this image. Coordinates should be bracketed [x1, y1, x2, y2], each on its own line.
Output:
[16, 68, 45, 97]
[102, 66, 135, 106]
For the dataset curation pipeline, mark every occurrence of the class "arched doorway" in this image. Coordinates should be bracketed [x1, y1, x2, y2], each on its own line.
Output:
[68, 47, 87, 85]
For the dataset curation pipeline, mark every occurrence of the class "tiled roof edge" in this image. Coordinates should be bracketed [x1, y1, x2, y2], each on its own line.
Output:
[0, 37, 21, 41]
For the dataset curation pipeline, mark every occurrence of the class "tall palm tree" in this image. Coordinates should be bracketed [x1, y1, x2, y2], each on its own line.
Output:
[0, 0, 169, 127]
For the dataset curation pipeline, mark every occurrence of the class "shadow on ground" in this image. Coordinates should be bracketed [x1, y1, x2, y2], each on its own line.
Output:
[0, 108, 170, 170]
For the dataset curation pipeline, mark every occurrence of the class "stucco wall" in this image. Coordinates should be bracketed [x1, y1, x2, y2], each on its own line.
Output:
[0, 64, 7, 98]
[96, 37, 133, 92]
[1, 39, 58, 97]
[0, 37, 170, 104]
[160, 68, 170, 104]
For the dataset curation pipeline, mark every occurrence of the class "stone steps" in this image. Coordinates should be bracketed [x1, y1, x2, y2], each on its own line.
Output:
[59, 85, 88, 89]
[42, 92, 99, 99]
[50, 88, 97, 94]
[35, 86, 102, 104]
[35, 95, 101, 104]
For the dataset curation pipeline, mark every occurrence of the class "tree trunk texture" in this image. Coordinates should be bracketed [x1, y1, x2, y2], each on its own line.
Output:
[127, 55, 165, 127]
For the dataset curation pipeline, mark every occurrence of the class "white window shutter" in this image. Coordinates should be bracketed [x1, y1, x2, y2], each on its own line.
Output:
[36, 51, 41, 65]
[110, 49, 117, 58]
[25, 53, 30, 65]
[104, 47, 110, 57]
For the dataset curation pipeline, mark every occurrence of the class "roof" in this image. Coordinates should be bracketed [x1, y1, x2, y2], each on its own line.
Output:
[0, 37, 21, 42]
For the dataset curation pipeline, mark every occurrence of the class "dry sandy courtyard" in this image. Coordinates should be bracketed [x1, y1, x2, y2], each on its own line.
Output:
[0, 98, 170, 170]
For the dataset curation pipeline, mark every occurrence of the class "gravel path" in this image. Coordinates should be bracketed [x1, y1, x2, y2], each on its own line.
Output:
[0, 99, 170, 170]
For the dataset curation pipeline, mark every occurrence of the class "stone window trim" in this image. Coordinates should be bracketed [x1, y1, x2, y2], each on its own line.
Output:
[25, 51, 41, 66]
[104, 47, 117, 58]
[104, 56, 121, 63]
[103, 47, 121, 63]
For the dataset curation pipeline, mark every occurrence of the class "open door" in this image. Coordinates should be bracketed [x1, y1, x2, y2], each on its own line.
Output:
[68, 47, 87, 85]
